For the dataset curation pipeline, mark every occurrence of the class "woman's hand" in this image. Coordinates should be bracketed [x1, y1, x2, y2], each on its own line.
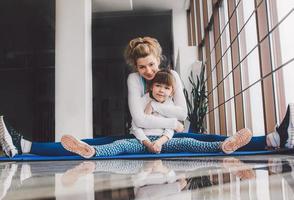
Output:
[175, 121, 184, 132]
[144, 101, 153, 115]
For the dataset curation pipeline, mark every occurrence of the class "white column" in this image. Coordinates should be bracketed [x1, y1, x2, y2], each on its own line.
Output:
[55, 0, 93, 141]
[172, 9, 189, 67]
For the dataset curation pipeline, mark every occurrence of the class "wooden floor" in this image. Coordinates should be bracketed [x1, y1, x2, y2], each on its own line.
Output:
[1, 154, 294, 200]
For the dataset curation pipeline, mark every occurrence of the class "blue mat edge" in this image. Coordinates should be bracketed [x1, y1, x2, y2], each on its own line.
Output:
[1, 148, 293, 162]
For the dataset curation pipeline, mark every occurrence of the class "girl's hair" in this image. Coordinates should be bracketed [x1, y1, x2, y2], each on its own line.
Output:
[124, 36, 162, 69]
[148, 69, 175, 99]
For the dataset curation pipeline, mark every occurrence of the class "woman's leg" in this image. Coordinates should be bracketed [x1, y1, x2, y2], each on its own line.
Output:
[21, 133, 267, 156]
[30, 141, 74, 156]
[176, 133, 266, 150]
[239, 136, 266, 151]
[30, 137, 115, 156]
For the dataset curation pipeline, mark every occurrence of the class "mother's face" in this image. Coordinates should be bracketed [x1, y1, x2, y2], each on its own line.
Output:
[135, 54, 160, 80]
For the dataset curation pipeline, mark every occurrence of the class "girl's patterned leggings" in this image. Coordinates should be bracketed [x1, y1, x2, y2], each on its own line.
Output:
[93, 136, 222, 156]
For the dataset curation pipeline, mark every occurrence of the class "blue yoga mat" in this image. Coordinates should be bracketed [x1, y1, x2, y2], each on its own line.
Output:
[0, 148, 293, 162]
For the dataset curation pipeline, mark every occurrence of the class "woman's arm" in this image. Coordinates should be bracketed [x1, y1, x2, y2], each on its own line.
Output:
[127, 73, 178, 129]
[151, 70, 188, 121]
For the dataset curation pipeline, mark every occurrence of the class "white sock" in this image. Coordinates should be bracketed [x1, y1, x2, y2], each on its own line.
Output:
[21, 138, 32, 154]
[266, 131, 280, 148]
[0, 116, 17, 156]
[287, 103, 294, 148]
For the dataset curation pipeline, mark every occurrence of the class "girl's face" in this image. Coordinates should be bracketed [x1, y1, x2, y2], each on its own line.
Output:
[136, 54, 160, 80]
[151, 83, 173, 103]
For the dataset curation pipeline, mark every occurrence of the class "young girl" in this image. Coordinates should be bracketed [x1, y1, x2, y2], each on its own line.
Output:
[130, 69, 178, 153]
[60, 70, 253, 158]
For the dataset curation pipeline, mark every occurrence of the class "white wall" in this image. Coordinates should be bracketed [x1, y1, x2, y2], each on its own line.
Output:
[55, 0, 93, 141]
[172, 9, 189, 65]
[172, 8, 200, 94]
[177, 47, 201, 93]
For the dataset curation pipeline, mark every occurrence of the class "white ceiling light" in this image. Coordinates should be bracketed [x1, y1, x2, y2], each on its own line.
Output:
[92, 0, 133, 12]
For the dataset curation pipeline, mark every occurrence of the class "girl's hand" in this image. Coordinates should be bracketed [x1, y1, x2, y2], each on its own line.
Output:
[143, 140, 157, 153]
[175, 121, 184, 132]
[152, 141, 163, 153]
[144, 101, 153, 115]
[152, 135, 168, 153]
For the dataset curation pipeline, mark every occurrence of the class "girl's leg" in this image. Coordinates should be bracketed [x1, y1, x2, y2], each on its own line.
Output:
[93, 139, 147, 156]
[177, 133, 228, 142]
[60, 135, 149, 158]
[163, 128, 255, 153]
[162, 138, 222, 153]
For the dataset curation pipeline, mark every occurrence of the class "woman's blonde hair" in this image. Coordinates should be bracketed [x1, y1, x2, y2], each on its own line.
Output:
[124, 37, 162, 69]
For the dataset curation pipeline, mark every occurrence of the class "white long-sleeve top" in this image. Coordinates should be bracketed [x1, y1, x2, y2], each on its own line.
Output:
[130, 94, 175, 142]
[127, 70, 188, 130]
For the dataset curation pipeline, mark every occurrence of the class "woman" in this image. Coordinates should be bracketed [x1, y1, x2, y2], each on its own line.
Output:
[0, 36, 285, 158]
[60, 69, 253, 158]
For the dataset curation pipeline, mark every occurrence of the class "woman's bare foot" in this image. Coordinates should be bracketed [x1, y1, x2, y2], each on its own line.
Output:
[61, 135, 95, 158]
[221, 128, 253, 154]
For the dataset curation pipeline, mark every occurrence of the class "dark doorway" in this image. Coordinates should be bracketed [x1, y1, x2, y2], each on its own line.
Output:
[0, 0, 55, 142]
[92, 11, 173, 137]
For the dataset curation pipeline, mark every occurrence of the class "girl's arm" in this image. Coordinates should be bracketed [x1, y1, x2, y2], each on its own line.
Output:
[152, 129, 174, 153]
[150, 70, 188, 121]
[130, 122, 156, 153]
[130, 121, 150, 143]
[128, 73, 178, 129]
[162, 129, 174, 141]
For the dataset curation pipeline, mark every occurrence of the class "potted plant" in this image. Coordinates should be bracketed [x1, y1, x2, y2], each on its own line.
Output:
[183, 62, 208, 133]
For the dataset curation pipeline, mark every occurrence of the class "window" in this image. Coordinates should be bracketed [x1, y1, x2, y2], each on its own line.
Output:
[207, 0, 213, 22]
[219, 0, 236, 135]
[199, 0, 205, 40]
[194, 0, 294, 135]
[268, 0, 294, 121]
[235, 0, 265, 134]
[209, 27, 220, 134]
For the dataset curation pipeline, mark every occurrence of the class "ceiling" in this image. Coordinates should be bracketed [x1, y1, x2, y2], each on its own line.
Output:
[92, 0, 189, 13]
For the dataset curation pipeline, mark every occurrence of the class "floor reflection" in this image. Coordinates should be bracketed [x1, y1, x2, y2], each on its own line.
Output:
[1, 155, 294, 200]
